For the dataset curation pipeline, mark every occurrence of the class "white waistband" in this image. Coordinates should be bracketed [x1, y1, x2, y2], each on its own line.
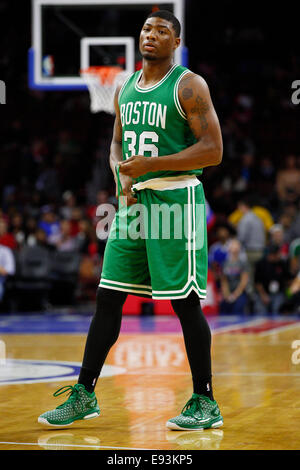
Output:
[132, 175, 201, 192]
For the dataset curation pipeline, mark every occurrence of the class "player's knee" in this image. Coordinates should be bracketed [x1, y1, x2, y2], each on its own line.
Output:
[96, 286, 127, 310]
[171, 291, 201, 316]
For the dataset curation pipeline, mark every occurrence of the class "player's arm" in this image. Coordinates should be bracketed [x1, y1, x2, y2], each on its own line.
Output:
[110, 86, 137, 205]
[119, 73, 222, 177]
[176, 72, 223, 168]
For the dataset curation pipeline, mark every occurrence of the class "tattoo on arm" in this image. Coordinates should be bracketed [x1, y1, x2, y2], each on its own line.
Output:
[179, 74, 194, 101]
[187, 95, 210, 140]
[191, 96, 209, 131]
[182, 87, 193, 100]
[179, 74, 210, 138]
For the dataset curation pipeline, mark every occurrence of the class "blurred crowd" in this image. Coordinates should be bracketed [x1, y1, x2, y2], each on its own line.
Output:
[0, 0, 300, 314]
[208, 205, 300, 316]
[0, 135, 299, 314]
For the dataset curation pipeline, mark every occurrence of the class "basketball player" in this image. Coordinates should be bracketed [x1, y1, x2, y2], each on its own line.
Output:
[38, 10, 223, 431]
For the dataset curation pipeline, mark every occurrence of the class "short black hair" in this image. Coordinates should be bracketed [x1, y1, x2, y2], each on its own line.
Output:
[146, 10, 181, 37]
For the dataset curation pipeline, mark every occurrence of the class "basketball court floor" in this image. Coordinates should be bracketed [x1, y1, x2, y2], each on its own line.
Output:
[0, 313, 300, 450]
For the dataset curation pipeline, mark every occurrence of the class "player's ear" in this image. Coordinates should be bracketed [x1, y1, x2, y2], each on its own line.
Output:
[174, 37, 181, 50]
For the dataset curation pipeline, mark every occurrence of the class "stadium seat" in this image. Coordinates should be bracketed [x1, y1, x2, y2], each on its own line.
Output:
[12, 245, 52, 311]
[49, 251, 81, 306]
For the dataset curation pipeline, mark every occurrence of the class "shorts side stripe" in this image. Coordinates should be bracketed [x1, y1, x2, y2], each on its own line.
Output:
[192, 185, 196, 280]
[99, 283, 152, 297]
[187, 186, 192, 280]
[100, 278, 152, 290]
[152, 285, 206, 300]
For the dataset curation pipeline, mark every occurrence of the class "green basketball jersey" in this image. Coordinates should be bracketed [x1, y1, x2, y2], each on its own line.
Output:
[118, 64, 203, 183]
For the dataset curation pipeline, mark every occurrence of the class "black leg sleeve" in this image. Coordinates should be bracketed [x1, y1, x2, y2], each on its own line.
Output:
[171, 291, 214, 400]
[78, 287, 127, 392]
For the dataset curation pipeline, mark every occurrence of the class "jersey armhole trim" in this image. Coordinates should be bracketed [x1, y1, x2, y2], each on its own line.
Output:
[174, 70, 191, 120]
[118, 73, 133, 104]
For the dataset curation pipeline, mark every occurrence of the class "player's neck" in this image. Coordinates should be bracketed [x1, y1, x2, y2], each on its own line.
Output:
[140, 59, 174, 87]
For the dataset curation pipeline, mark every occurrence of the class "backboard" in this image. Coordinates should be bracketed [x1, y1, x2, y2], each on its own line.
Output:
[29, 0, 187, 91]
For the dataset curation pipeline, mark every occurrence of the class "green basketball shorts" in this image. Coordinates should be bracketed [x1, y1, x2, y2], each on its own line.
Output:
[99, 179, 208, 300]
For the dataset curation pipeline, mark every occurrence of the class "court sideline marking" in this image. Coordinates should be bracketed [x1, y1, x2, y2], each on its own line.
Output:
[211, 318, 266, 334]
[257, 322, 300, 337]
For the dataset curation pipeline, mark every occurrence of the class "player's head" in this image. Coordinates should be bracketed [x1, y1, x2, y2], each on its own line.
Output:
[139, 10, 181, 61]
[147, 10, 181, 37]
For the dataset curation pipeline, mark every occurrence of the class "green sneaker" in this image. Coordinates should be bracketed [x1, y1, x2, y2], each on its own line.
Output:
[38, 384, 100, 427]
[166, 394, 223, 431]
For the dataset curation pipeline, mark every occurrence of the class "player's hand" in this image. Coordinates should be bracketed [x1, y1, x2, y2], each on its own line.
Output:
[116, 174, 137, 206]
[119, 155, 152, 178]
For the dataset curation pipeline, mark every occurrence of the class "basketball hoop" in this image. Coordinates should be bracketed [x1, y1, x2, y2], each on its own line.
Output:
[81, 66, 130, 114]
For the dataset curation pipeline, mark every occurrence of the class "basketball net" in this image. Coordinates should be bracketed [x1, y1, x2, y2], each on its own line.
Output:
[81, 66, 130, 114]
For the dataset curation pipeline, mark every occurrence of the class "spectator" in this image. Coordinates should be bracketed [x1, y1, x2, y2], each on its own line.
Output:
[254, 244, 291, 314]
[38, 206, 60, 243]
[208, 224, 233, 282]
[69, 207, 84, 237]
[86, 190, 110, 226]
[60, 191, 77, 220]
[10, 213, 26, 247]
[0, 218, 17, 250]
[220, 239, 249, 315]
[49, 219, 78, 252]
[235, 153, 257, 192]
[269, 224, 289, 259]
[229, 200, 274, 233]
[75, 219, 94, 255]
[24, 217, 38, 246]
[236, 198, 266, 288]
[205, 198, 216, 233]
[0, 243, 16, 302]
[29, 227, 55, 252]
[250, 204, 274, 233]
[276, 154, 300, 205]
[278, 211, 294, 241]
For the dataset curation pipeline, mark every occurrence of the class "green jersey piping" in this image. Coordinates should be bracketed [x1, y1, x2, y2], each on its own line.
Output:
[173, 69, 191, 120]
[134, 64, 178, 93]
